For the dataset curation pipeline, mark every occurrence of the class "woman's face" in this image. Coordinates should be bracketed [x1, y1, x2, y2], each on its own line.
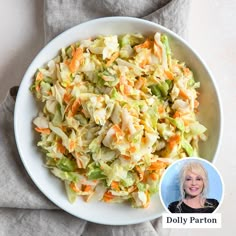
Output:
[183, 171, 204, 198]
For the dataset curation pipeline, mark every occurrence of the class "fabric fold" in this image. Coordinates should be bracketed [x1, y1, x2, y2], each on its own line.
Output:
[143, 0, 190, 38]
[0, 208, 87, 236]
[0, 88, 56, 209]
[44, 0, 189, 43]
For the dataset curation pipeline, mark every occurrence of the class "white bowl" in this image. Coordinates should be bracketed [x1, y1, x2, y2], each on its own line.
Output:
[14, 17, 222, 225]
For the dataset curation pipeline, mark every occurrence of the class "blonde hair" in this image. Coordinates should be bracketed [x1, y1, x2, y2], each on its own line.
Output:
[179, 161, 208, 199]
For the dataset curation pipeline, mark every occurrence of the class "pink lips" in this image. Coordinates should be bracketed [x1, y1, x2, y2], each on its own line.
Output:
[189, 187, 199, 192]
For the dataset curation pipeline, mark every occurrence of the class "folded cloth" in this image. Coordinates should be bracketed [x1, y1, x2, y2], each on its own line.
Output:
[0, 87, 56, 209]
[44, 0, 190, 43]
[0, 0, 190, 235]
[0, 208, 170, 236]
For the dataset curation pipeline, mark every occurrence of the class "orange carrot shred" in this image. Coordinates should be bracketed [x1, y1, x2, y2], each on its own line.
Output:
[83, 185, 92, 192]
[111, 181, 120, 191]
[69, 47, 83, 73]
[148, 161, 166, 171]
[134, 38, 152, 50]
[164, 70, 174, 80]
[121, 155, 131, 160]
[150, 173, 158, 181]
[36, 72, 43, 81]
[158, 105, 165, 114]
[179, 89, 189, 100]
[173, 111, 181, 118]
[71, 98, 81, 115]
[57, 140, 66, 154]
[134, 77, 145, 89]
[129, 145, 136, 153]
[70, 182, 80, 192]
[34, 127, 51, 134]
[103, 191, 114, 202]
[106, 51, 119, 67]
[168, 134, 181, 150]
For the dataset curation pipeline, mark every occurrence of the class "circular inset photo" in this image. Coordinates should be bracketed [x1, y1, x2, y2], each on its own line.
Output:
[159, 157, 223, 213]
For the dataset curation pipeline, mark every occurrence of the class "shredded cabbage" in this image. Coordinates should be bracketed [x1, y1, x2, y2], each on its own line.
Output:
[30, 32, 207, 208]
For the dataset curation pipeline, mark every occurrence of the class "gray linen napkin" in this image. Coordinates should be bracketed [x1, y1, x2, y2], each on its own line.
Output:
[44, 0, 190, 43]
[0, 88, 56, 210]
[0, 0, 190, 235]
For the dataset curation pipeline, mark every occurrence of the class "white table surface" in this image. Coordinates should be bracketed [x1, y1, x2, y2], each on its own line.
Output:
[0, 0, 235, 235]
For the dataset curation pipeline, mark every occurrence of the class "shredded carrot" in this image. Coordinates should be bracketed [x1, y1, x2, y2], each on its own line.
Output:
[127, 80, 133, 86]
[35, 85, 40, 92]
[71, 98, 81, 115]
[36, 72, 43, 81]
[148, 161, 166, 171]
[123, 84, 131, 95]
[60, 125, 67, 132]
[183, 119, 190, 126]
[69, 47, 83, 73]
[141, 136, 148, 144]
[134, 77, 145, 89]
[134, 38, 152, 50]
[63, 92, 72, 104]
[179, 89, 189, 100]
[83, 185, 92, 192]
[34, 127, 51, 134]
[70, 182, 80, 193]
[173, 111, 190, 119]
[183, 67, 191, 76]
[164, 70, 174, 80]
[139, 58, 149, 68]
[111, 181, 120, 191]
[150, 173, 158, 181]
[142, 173, 148, 183]
[57, 140, 66, 154]
[173, 111, 181, 118]
[158, 105, 165, 114]
[103, 191, 114, 202]
[112, 124, 123, 137]
[168, 134, 181, 150]
[129, 145, 136, 153]
[69, 140, 76, 151]
[106, 51, 119, 67]
[135, 166, 142, 173]
[121, 155, 131, 160]
[64, 59, 70, 66]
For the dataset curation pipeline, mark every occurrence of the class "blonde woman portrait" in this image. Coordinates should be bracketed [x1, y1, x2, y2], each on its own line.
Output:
[160, 158, 223, 214]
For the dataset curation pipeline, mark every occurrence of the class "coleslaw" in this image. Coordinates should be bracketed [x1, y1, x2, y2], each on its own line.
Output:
[30, 32, 207, 208]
